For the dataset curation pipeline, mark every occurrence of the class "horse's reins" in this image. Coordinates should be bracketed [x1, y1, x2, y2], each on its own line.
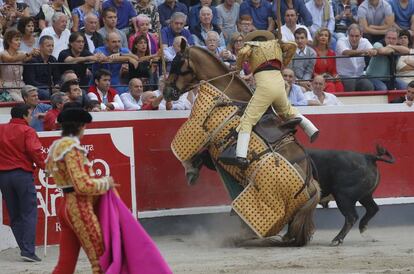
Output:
[186, 70, 238, 94]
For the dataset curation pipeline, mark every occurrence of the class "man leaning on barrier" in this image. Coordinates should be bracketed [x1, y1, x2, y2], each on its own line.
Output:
[23, 35, 60, 100]
[22, 85, 52, 131]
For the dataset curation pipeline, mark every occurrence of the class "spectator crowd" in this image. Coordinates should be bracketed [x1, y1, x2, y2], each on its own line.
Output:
[1, 0, 414, 131]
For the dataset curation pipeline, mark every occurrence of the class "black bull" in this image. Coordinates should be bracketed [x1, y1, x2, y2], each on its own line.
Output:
[188, 145, 395, 246]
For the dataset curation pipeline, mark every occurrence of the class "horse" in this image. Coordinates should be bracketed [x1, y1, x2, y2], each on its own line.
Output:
[164, 42, 320, 247]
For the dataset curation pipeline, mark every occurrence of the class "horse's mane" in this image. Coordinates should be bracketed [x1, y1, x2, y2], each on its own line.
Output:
[188, 46, 232, 73]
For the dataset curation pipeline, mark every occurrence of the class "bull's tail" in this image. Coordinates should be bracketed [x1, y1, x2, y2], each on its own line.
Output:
[374, 144, 395, 164]
[288, 179, 321, 246]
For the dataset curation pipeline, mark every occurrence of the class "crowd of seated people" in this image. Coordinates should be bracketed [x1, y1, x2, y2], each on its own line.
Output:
[0, 0, 413, 132]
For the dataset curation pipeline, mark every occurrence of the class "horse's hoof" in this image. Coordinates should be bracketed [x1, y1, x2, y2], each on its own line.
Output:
[221, 236, 256, 247]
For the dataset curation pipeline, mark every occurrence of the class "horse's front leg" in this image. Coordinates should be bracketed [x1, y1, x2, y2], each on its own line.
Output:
[182, 160, 201, 186]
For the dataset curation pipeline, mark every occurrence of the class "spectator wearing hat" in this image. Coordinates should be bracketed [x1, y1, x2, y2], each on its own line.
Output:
[43, 92, 69, 131]
[0, 104, 45, 262]
[88, 69, 125, 111]
[21, 85, 52, 131]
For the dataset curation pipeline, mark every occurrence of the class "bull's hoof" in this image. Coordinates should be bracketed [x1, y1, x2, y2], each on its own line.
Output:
[330, 238, 343, 246]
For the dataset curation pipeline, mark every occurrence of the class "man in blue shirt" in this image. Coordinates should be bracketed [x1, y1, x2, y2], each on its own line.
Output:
[21, 85, 52, 131]
[239, 0, 274, 31]
[161, 12, 195, 47]
[188, 0, 219, 32]
[272, 0, 313, 27]
[388, 0, 414, 32]
[93, 32, 139, 92]
[102, 0, 137, 32]
[282, 68, 320, 106]
[158, 0, 189, 28]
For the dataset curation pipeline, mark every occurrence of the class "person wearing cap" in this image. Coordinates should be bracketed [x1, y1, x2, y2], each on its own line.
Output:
[21, 85, 52, 131]
[0, 104, 45, 262]
[221, 30, 319, 168]
[46, 105, 116, 273]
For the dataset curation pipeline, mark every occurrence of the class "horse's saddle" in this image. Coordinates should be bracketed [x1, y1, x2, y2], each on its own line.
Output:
[253, 113, 301, 145]
[233, 103, 301, 145]
[219, 106, 302, 165]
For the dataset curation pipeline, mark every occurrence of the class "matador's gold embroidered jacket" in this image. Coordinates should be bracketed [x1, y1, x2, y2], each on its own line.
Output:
[236, 40, 297, 72]
[46, 136, 111, 194]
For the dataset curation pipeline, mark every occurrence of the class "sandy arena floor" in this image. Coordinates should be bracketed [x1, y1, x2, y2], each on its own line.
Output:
[0, 225, 413, 274]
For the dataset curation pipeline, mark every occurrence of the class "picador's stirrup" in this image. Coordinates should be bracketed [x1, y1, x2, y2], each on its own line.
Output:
[218, 143, 250, 169]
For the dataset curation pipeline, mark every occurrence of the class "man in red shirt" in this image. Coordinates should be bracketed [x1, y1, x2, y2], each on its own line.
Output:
[44, 92, 69, 131]
[0, 104, 46, 262]
[140, 91, 164, 110]
[87, 69, 124, 111]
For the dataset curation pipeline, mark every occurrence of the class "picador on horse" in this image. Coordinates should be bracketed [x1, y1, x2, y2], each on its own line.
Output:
[163, 28, 321, 246]
[220, 30, 319, 169]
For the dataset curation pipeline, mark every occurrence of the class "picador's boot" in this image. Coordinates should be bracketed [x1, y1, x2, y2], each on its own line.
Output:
[297, 114, 319, 143]
[219, 132, 250, 169]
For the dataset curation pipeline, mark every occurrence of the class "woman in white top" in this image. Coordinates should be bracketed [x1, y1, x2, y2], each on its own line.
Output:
[17, 16, 38, 53]
[0, 29, 39, 101]
[396, 30, 414, 85]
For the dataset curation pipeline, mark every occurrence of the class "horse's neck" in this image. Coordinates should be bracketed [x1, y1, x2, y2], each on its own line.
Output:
[191, 48, 252, 102]
[212, 76, 252, 103]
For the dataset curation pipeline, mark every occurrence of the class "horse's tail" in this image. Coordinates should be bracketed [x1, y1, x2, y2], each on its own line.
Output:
[288, 179, 321, 247]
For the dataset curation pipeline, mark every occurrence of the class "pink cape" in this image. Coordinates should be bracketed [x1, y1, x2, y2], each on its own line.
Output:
[98, 190, 173, 274]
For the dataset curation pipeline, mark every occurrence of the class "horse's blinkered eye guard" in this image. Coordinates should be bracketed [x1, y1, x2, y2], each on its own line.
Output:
[170, 53, 194, 76]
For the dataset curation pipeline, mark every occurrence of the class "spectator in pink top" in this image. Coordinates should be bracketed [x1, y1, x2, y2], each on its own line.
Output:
[129, 14, 159, 55]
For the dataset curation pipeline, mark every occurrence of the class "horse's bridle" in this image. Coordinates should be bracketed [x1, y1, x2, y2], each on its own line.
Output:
[165, 49, 239, 100]
[167, 52, 198, 96]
